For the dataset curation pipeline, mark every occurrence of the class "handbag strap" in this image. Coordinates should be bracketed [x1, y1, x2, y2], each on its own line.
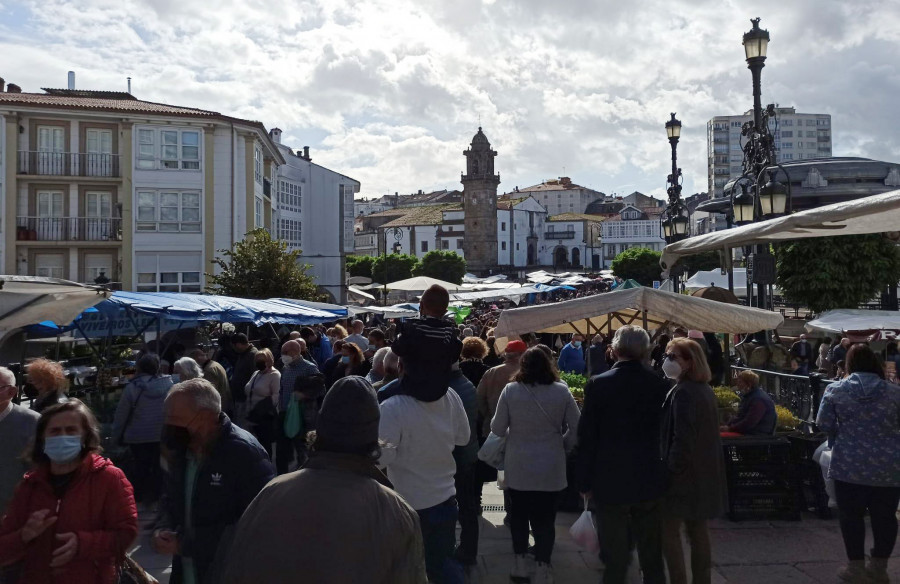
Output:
[520, 383, 562, 436]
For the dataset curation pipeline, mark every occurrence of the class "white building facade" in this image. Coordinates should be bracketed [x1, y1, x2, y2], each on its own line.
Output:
[600, 205, 666, 268]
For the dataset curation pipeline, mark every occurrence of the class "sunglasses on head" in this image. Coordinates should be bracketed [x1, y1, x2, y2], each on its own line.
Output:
[663, 352, 681, 360]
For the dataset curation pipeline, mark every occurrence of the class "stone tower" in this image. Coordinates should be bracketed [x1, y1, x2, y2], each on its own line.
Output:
[461, 128, 500, 275]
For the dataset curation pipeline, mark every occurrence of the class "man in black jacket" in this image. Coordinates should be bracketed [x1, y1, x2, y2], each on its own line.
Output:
[153, 378, 276, 584]
[576, 325, 669, 584]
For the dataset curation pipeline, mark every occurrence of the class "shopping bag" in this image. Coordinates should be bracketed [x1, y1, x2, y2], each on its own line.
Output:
[477, 432, 506, 469]
[283, 398, 304, 439]
[497, 470, 507, 491]
[569, 497, 600, 554]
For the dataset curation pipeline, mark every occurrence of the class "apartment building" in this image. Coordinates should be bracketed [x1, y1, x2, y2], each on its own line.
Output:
[0, 78, 283, 291]
[504, 177, 605, 215]
[707, 107, 832, 198]
[271, 130, 359, 303]
[600, 204, 665, 268]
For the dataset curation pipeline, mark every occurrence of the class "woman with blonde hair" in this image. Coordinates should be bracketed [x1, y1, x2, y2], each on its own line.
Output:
[659, 338, 725, 584]
[27, 358, 68, 413]
[245, 348, 281, 458]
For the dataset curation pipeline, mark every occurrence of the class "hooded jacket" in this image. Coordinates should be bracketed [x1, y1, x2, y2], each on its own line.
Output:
[816, 372, 900, 487]
[389, 316, 462, 402]
[0, 454, 138, 584]
[111, 374, 174, 444]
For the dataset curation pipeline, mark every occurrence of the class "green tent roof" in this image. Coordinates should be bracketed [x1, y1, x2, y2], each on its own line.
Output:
[619, 279, 643, 289]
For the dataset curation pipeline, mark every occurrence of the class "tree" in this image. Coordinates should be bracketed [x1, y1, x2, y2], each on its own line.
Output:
[610, 247, 663, 286]
[680, 250, 722, 274]
[775, 234, 900, 313]
[413, 250, 467, 284]
[372, 253, 420, 284]
[346, 255, 374, 279]
[206, 228, 323, 300]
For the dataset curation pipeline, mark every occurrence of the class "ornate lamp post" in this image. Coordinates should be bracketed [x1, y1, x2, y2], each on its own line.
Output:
[381, 226, 404, 306]
[660, 113, 690, 291]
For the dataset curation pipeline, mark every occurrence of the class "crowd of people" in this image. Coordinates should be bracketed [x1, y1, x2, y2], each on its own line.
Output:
[0, 282, 894, 584]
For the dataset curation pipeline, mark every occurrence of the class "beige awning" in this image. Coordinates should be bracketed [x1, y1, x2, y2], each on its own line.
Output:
[660, 189, 900, 276]
[0, 276, 107, 331]
[493, 286, 783, 349]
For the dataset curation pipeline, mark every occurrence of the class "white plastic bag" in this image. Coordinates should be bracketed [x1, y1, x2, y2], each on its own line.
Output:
[497, 470, 507, 490]
[569, 497, 600, 554]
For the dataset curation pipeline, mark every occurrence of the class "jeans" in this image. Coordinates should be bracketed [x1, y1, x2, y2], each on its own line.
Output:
[834, 479, 900, 560]
[454, 463, 481, 562]
[597, 498, 666, 584]
[661, 516, 712, 584]
[129, 442, 162, 504]
[507, 489, 559, 564]
[417, 497, 464, 584]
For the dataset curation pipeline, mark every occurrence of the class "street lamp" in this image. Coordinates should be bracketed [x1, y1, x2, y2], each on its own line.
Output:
[758, 173, 788, 217]
[660, 112, 689, 291]
[381, 226, 404, 305]
[731, 184, 756, 225]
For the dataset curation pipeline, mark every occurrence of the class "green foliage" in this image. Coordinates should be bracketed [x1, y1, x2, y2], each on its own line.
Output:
[713, 386, 740, 411]
[610, 247, 663, 286]
[775, 404, 800, 431]
[372, 253, 420, 284]
[413, 250, 467, 284]
[775, 235, 900, 313]
[346, 255, 375, 279]
[680, 250, 722, 274]
[206, 228, 323, 300]
[560, 372, 587, 401]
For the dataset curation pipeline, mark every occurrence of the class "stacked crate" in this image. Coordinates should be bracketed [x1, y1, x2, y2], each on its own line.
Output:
[722, 436, 801, 521]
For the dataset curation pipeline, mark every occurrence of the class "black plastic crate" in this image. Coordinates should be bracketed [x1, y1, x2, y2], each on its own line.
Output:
[729, 491, 801, 521]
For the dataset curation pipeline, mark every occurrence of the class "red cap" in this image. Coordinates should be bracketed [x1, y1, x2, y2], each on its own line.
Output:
[505, 340, 527, 353]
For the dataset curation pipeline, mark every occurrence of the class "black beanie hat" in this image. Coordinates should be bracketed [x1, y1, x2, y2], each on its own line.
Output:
[316, 376, 380, 453]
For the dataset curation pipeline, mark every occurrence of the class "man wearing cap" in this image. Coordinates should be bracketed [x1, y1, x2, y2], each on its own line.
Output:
[224, 376, 427, 584]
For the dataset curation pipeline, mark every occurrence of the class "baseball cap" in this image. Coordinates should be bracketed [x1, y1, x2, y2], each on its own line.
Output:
[505, 340, 527, 353]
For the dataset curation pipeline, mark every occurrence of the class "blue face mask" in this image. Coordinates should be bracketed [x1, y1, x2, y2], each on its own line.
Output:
[44, 435, 83, 464]
[341, 356, 350, 364]
[572, 341, 582, 348]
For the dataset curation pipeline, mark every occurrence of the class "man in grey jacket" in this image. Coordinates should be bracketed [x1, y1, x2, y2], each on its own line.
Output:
[0, 367, 38, 515]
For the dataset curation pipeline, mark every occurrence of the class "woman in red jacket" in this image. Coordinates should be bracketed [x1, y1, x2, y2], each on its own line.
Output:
[0, 399, 138, 583]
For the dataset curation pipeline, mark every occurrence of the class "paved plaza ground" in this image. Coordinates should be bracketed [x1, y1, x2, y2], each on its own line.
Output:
[130, 482, 899, 583]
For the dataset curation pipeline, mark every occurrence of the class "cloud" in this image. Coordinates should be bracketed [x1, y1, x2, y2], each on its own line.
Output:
[1, 0, 898, 198]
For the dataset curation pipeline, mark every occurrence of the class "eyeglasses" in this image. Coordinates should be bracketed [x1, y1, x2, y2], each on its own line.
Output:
[663, 353, 682, 361]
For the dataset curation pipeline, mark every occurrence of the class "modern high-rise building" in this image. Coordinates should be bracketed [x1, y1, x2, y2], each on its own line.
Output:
[707, 107, 832, 198]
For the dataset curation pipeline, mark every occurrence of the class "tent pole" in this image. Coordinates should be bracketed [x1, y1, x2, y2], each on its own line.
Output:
[642, 310, 648, 330]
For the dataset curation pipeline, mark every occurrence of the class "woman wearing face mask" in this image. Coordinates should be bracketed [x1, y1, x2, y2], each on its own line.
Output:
[659, 338, 726, 584]
[329, 342, 369, 387]
[0, 400, 138, 583]
[244, 348, 281, 458]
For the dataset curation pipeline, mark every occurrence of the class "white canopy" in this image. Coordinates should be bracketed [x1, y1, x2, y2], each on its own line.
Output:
[347, 286, 376, 302]
[661, 189, 900, 275]
[383, 276, 464, 292]
[0, 276, 106, 331]
[805, 309, 900, 334]
[493, 286, 784, 349]
[348, 304, 419, 319]
[683, 268, 782, 298]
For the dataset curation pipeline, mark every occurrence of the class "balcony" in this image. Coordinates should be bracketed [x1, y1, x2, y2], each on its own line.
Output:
[544, 230, 575, 240]
[16, 217, 123, 242]
[17, 151, 121, 178]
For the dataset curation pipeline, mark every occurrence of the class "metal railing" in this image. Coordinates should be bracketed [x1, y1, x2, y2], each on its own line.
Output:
[16, 217, 122, 241]
[545, 230, 576, 239]
[730, 365, 827, 421]
[17, 151, 121, 177]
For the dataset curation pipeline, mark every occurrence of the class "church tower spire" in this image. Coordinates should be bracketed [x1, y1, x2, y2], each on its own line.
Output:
[461, 128, 500, 276]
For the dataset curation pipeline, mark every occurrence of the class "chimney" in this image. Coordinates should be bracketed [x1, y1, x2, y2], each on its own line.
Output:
[269, 128, 282, 144]
[68, 71, 75, 90]
[7, 83, 21, 93]
[0, 78, 4, 92]
[303, 146, 310, 160]
[127, 77, 132, 94]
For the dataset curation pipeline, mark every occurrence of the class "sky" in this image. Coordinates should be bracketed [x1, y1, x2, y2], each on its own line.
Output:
[1, 0, 899, 200]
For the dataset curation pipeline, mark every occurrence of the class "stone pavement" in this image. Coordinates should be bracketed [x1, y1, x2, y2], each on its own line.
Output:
[129, 483, 900, 583]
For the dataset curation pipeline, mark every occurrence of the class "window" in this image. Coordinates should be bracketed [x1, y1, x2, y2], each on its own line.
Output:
[501, 222, 506, 231]
[136, 253, 202, 293]
[278, 181, 302, 212]
[255, 197, 263, 227]
[135, 127, 201, 170]
[516, 243, 520, 251]
[441, 240, 449, 250]
[279, 218, 302, 248]
[731, 121, 742, 127]
[781, 131, 793, 138]
[254, 148, 263, 184]
[782, 119, 793, 126]
[501, 241, 507, 251]
[817, 119, 830, 127]
[782, 142, 793, 149]
[421, 241, 428, 253]
[34, 253, 64, 279]
[137, 271, 202, 293]
[136, 190, 201, 232]
[806, 131, 815, 138]
[456, 240, 463, 249]
[806, 120, 816, 126]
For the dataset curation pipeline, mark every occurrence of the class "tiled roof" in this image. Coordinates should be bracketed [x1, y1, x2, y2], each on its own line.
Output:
[547, 213, 606, 222]
[380, 204, 462, 228]
[496, 196, 527, 210]
[0, 91, 222, 117]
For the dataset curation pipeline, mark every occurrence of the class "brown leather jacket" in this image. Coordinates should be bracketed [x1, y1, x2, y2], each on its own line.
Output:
[476, 361, 519, 437]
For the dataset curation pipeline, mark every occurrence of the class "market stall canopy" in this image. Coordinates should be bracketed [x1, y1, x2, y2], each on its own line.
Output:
[0, 276, 106, 331]
[805, 309, 900, 335]
[271, 298, 348, 318]
[493, 286, 784, 350]
[348, 304, 419, 319]
[347, 286, 376, 302]
[661, 189, 900, 276]
[616, 279, 642, 289]
[383, 276, 464, 292]
[450, 283, 575, 303]
[684, 269, 781, 298]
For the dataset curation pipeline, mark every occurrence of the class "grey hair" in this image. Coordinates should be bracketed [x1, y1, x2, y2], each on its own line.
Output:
[381, 348, 399, 374]
[173, 357, 203, 381]
[167, 378, 221, 413]
[372, 346, 391, 371]
[611, 325, 650, 361]
[0, 366, 14, 387]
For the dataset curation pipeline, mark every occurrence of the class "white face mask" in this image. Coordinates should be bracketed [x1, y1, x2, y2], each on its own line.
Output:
[662, 357, 682, 380]
[281, 355, 294, 366]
